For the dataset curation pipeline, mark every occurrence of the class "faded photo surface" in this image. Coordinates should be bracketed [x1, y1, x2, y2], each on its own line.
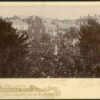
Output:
[0, 2, 100, 99]
[0, 3, 100, 78]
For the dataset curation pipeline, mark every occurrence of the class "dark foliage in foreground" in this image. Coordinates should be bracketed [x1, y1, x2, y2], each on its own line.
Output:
[0, 19, 31, 77]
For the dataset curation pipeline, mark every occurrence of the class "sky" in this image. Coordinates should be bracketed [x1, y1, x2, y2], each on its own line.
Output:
[0, 5, 100, 20]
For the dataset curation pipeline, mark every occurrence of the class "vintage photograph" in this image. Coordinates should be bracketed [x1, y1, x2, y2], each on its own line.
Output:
[0, 3, 100, 78]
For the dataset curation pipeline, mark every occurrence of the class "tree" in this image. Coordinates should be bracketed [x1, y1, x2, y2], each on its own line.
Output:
[64, 27, 79, 39]
[79, 18, 100, 66]
[0, 18, 31, 77]
[40, 33, 51, 43]
[63, 27, 79, 55]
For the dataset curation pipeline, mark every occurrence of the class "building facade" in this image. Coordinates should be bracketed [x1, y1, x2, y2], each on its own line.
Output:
[11, 19, 28, 31]
[26, 16, 45, 42]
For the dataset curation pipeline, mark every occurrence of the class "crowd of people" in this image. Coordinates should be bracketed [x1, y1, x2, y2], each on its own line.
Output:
[27, 40, 100, 78]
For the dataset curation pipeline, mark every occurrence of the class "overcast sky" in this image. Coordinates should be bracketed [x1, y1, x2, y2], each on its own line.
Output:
[0, 5, 100, 20]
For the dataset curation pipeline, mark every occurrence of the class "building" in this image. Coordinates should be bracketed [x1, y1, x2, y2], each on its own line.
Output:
[53, 19, 79, 38]
[42, 18, 54, 24]
[42, 18, 57, 37]
[56, 20, 68, 35]
[26, 16, 45, 42]
[11, 19, 28, 31]
[76, 14, 100, 25]
[4, 16, 28, 32]
[41, 18, 58, 42]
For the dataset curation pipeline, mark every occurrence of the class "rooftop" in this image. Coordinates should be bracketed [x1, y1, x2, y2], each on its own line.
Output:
[10, 19, 28, 26]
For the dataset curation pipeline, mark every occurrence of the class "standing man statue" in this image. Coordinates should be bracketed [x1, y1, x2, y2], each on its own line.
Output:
[54, 43, 58, 56]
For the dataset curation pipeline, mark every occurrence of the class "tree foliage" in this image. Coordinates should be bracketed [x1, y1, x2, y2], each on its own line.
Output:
[0, 18, 30, 77]
[79, 18, 100, 64]
[64, 27, 79, 39]
[40, 33, 51, 43]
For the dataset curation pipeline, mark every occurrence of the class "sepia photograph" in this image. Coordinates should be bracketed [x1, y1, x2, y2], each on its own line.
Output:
[0, 2, 100, 78]
[0, 2, 100, 99]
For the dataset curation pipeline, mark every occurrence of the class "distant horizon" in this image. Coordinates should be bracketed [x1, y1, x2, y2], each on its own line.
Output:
[0, 5, 100, 20]
[1, 14, 100, 21]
